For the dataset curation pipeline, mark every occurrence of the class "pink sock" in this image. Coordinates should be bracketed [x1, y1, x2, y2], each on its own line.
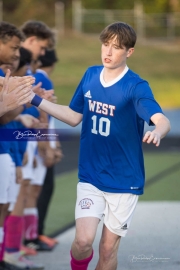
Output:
[70, 250, 93, 270]
[5, 215, 24, 252]
[0, 243, 2, 262]
[0, 226, 4, 261]
[24, 211, 38, 240]
[0, 217, 8, 261]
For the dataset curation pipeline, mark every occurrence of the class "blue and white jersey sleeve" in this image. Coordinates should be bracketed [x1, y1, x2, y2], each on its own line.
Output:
[22, 107, 40, 118]
[0, 69, 5, 77]
[69, 71, 87, 114]
[34, 71, 54, 90]
[133, 81, 163, 125]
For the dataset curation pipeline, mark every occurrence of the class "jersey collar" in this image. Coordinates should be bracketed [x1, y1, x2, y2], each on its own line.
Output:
[36, 69, 49, 78]
[100, 65, 129, 88]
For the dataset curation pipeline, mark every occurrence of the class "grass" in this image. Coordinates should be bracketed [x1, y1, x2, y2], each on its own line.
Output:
[140, 152, 180, 201]
[44, 170, 78, 235]
[45, 151, 180, 235]
[51, 34, 180, 108]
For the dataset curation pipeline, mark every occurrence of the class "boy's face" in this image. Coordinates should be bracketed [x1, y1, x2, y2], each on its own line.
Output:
[24, 37, 49, 61]
[1, 57, 20, 74]
[0, 36, 21, 65]
[101, 36, 134, 70]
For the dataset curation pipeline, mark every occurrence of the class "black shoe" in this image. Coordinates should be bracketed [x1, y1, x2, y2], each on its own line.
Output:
[36, 240, 54, 251]
[24, 238, 53, 252]
[0, 261, 23, 270]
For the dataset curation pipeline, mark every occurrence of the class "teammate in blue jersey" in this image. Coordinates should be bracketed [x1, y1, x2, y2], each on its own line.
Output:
[1, 22, 54, 270]
[30, 22, 170, 270]
[22, 50, 57, 252]
[33, 50, 62, 249]
[0, 22, 34, 118]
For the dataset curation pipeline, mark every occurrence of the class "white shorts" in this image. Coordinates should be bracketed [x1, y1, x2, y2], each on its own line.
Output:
[0, 154, 19, 204]
[49, 117, 56, 149]
[22, 141, 37, 180]
[22, 141, 46, 186]
[31, 154, 47, 186]
[75, 182, 138, 237]
[31, 117, 55, 185]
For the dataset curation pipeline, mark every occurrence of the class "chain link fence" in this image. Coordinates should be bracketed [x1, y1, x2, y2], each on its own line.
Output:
[72, 1, 180, 40]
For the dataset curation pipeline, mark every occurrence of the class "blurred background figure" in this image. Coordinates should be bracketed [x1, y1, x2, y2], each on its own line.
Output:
[0, 21, 33, 117]
[23, 49, 63, 252]
[0, 21, 36, 270]
[36, 49, 63, 245]
[1, 20, 54, 270]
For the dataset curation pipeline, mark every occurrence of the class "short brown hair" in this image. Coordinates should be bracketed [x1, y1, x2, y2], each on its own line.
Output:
[0, 21, 24, 43]
[21, 20, 55, 49]
[100, 22, 137, 50]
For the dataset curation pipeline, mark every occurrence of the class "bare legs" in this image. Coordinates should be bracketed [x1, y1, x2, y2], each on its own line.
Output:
[71, 217, 99, 260]
[71, 218, 121, 270]
[12, 180, 30, 216]
[95, 225, 121, 270]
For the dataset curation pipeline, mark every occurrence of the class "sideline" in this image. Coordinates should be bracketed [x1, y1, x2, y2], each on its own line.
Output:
[30, 202, 180, 270]
[145, 161, 180, 187]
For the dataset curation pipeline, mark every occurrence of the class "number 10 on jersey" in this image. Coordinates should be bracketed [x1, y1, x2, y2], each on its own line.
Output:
[91, 115, 110, 137]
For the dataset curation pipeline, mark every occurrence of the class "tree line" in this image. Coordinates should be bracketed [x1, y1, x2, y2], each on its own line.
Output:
[2, 0, 180, 28]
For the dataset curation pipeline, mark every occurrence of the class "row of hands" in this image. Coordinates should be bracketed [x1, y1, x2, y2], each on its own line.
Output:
[0, 70, 63, 184]
[1, 70, 56, 128]
[0, 70, 164, 146]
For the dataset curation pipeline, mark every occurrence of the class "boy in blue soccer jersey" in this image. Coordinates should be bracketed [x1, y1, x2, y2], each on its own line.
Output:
[30, 22, 171, 270]
[23, 49, 62, 250]
[0, 22, 33, 117]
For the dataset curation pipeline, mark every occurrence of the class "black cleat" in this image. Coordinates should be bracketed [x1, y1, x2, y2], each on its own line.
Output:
[0, 260, 23, 270]
[24, 239, 54, 252]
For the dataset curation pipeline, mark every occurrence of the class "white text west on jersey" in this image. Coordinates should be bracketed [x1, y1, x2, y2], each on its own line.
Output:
[88, 100, 116, 116]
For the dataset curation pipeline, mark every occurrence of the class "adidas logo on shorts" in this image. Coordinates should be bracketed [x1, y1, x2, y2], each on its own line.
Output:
[121, 223, 128, 230]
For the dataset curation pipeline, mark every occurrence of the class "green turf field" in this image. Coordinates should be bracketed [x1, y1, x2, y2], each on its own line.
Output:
[52, 35, 180, 109]
[45, 151, 180, 235]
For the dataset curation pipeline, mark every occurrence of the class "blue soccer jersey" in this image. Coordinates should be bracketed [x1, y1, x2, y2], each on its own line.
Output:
[34, 69, 54, 90]
[69, 66, 163, 195]
[34, 69, 54, 122]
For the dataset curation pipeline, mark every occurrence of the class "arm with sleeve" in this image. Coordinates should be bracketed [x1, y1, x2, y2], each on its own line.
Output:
[69, 70, 87, 113]
[132, 81, 163, 125]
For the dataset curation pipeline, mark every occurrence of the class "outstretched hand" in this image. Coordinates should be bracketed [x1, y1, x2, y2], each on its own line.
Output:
[0, 70, 33, 115]
[16, 114, 39, 128]
[8, 74, 35, 93]
[16, 114, 48, 129]
[32, 82, 43, 96]
[142, 131, 161, 147]
[31, 85, 54, 102]
[41, 89, 54, 100]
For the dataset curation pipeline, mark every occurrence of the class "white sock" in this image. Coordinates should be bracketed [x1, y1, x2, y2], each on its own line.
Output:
[0, 227, 4, 244]
[24, 208, 38, 216]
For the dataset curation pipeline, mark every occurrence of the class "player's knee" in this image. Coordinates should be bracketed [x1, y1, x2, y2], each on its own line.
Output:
[30, 185, 42, 199]
[100, 242, 117, 262]
[20, 180, 30, 196]
[17, 191, 26, 204]
[74, 237, 92, 253]
[19, 183, 29, 198]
